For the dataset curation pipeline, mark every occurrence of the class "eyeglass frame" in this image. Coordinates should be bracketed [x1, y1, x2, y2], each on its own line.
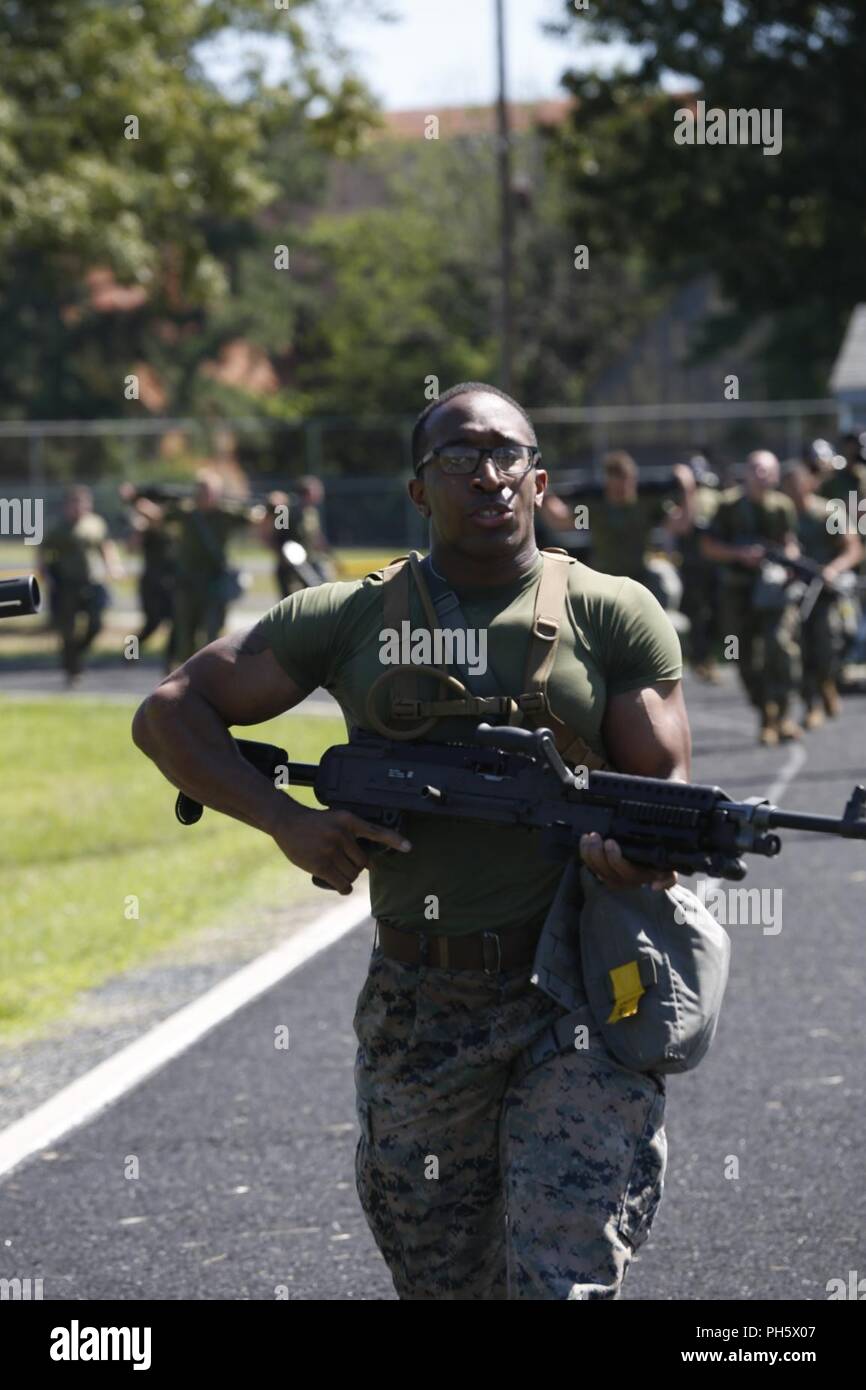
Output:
[415, 442, 542, 479]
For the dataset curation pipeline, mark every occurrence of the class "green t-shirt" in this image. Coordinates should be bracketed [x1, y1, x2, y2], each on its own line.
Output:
[588, 498, 662, 579]
[795, 495, 845, 567]
[708, 487, 796, 586]
[167, 503, 251, 583]
[42, 514, 108, 586]
[260, 553, 682, 937]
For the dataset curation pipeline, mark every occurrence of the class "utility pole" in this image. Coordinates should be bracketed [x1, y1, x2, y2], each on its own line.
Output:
[494, 0, 513, 393]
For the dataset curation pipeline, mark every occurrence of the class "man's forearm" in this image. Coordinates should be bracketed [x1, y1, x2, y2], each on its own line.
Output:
[700, 536, 741, 564]
[132, 684, 293, 836]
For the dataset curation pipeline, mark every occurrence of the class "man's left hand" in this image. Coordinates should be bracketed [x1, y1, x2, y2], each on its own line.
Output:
[579, 832, 677, 892]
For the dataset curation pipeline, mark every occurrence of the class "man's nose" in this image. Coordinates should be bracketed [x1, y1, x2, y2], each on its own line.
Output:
[472, 457, 506, 489]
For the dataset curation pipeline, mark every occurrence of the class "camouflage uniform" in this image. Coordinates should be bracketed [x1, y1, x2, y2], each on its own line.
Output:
[259, 556, 681, 1301]
[795, 494, 848, 708]
[709, 488, 801, 712]
[353, 941, 666, 1301]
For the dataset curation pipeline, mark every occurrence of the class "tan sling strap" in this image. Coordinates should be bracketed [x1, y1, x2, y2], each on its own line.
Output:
[371, 552, 521, 737]
[371, 549, 607, 769]
[380, 556, 417, 710]
[521, 550, 608, 771]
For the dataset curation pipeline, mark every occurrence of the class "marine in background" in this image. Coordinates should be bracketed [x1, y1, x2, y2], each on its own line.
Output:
[39, 485, 124, 686]
[119, 481, 178, 671]
[817, 430, 866, 509]
[701, 451, 802, 746]
[261, 476, 337, 601]
[780, 463, 863, 728]
[664, 455, 721, 682]
[585, 451, 674, 607]
[133, 469, 265, 666]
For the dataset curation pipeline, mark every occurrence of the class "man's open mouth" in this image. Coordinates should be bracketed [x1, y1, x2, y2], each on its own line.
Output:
[469, 503, 516, 529]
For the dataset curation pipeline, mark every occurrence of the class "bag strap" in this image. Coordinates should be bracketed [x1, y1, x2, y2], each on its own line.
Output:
[381, 555, 415, 710]
[376, 549, 607, 768]
[417, 554, 505, 698]
[521, 551, 608, 771]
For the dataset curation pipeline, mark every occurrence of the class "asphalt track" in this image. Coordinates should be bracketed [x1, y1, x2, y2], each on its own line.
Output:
[1, 672, 865, 1301]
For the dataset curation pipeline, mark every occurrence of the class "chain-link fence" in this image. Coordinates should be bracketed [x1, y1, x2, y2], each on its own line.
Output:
[0, 398, 844, 547]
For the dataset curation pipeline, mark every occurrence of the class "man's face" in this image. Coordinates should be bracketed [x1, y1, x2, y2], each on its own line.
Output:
[603, 469, 634, 505]
[744, 451, 779, 498]
[63, 491, 90, 522]
[408, 392, 545, 559]
[195, 480, 219, 510]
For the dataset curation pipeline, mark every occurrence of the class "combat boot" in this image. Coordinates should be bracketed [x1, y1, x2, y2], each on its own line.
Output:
[759, 702, 780, 746]
[803, 703, 824, 731]
[777, 701, 804, 741]
[820, 680, 841, 718]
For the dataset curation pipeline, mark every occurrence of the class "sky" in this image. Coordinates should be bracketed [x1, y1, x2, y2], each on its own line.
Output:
[202, 0, 640, 111]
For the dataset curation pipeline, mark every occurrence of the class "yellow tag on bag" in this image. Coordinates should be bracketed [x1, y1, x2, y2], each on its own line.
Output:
[606, 960, 645, 1023]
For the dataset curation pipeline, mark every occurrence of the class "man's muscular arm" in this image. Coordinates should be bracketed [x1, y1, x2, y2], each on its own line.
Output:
[580, 679, 692, 891]
[131, 623, 410, 894]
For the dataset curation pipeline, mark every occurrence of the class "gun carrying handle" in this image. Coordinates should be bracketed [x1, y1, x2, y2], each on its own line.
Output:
[476, 722, 541, 753]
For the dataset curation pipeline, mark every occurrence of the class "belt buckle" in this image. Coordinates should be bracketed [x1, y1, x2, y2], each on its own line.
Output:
[481, 931, 502, 976]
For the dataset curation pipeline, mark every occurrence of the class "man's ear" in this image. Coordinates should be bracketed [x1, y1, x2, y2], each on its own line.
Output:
[534, 467, 548, 507]
[408, 476, 430, 517]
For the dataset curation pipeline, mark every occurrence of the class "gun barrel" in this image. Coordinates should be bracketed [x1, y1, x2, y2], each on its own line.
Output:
[764, 806, 866, 838]
[0, 575, 41, 617]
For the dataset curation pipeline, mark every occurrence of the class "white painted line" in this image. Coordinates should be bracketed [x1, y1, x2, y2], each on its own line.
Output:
[0, 889, 371, 1180]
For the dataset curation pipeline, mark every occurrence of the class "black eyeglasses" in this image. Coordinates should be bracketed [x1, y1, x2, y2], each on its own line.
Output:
[417, 443, 540, 479]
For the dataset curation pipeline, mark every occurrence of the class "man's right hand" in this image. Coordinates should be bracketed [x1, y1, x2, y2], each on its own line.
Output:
[271, 802, 412, 894]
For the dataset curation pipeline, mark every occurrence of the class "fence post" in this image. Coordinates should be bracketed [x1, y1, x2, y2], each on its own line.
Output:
[305, 420, 323, 476]
[28, 431, 45, 491]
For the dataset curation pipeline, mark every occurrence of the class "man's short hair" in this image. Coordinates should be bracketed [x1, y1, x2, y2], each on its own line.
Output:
[411, 382, 537, 471]
[64, 484, 92, 504]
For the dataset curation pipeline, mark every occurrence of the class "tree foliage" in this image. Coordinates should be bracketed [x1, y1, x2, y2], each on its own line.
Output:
[547, 0, 866, 395]
[0, 0, 380, 419]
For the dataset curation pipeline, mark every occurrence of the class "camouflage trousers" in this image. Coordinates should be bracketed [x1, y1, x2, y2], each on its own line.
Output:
[353, 939, 667, 1301]
[802, 594, 842, 703]
[720, 584, 801, 709]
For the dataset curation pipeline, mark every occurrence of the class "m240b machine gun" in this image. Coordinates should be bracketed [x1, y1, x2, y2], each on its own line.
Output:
[174, 723, 866, 887]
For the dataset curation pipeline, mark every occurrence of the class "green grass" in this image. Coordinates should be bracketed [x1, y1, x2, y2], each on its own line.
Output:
[0, 700, 346, 1043]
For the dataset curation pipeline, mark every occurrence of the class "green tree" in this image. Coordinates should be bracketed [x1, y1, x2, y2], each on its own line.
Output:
[547, 0, 866, 395]
[291, 128, 660, 430]
[0, 0, 380, 422]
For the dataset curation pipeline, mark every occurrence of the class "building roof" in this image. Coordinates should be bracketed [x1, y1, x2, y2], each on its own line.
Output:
[830, 304, 866, 394]
[378, 99, 573, 141]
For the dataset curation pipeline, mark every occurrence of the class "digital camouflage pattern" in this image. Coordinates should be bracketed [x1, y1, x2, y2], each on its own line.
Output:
[719, 583, 801, 710]
[353, 943, 667, 1300]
